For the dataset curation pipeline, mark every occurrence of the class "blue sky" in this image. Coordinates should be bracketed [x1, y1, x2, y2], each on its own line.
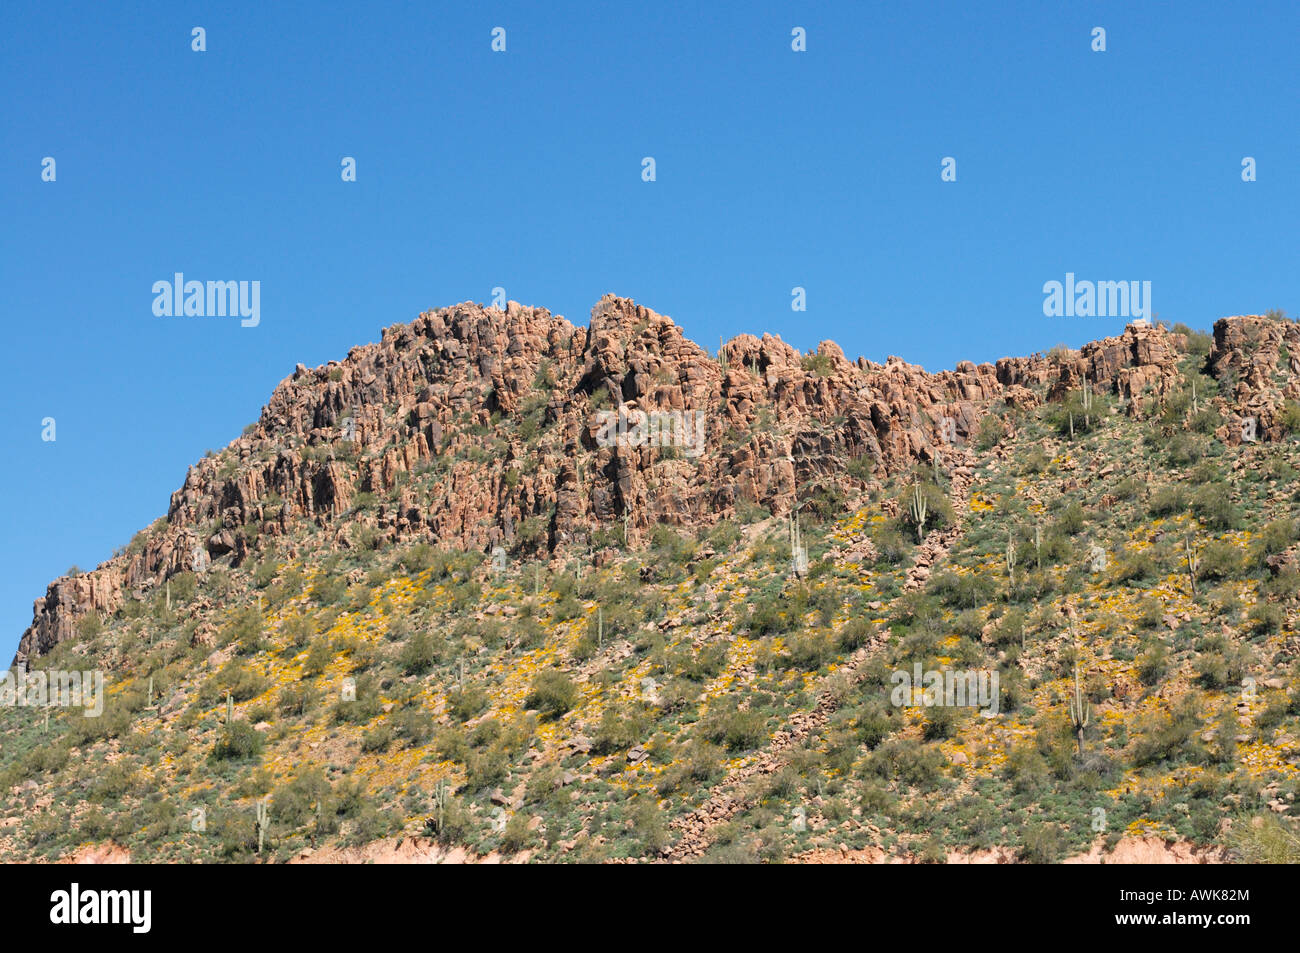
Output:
[2, 0, 1297, 659]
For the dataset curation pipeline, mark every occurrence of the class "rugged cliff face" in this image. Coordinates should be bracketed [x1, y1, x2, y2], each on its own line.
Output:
[15, 296, 1260, 665]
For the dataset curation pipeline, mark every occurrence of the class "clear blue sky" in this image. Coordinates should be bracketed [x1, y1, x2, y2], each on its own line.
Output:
[2, 0, 1297, 659]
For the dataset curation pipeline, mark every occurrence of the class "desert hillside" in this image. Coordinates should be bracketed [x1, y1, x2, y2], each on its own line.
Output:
[3, 297, 1299, 864]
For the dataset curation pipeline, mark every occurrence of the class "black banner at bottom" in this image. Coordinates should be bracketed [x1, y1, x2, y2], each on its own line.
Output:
[0, 860, 1272, 943]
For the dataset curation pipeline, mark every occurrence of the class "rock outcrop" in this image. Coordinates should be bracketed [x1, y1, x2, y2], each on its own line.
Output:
[15, 298, 1239, 664]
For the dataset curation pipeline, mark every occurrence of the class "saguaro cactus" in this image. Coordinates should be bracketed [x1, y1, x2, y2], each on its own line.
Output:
[255, 799, 270, 854]
[1005, 532, 1016, 588]
[789, 512, 808, 577]
[1080, 381, 1093, 430]
[1190, 378, 1199, 415]
[430, 780, 451, 836]
[1184, 534, 1200, 597]
[1034, 521, 1043, 571]
[909, 484, 928, 543]
[1067, 630, 1090, 758]
[225, 691, 234, 725]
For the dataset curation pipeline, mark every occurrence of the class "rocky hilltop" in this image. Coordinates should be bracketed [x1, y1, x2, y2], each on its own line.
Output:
[19, 295, 1243, 665]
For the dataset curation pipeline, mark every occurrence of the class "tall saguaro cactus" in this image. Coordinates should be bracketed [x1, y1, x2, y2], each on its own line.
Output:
[255, 799, 270, 855]
[430, 780, 451, 836]
[1005, 531, 1016, 588]
[1080, 381, 1094, 430]
[1067, 629, 1090, 758]
[789, 511, 808, 577]
[909, 484, 928, 543]
[1184, 534, 1200, 597]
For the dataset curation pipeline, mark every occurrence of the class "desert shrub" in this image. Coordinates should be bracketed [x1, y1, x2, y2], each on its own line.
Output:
[1148, 485, 1187, 517]
[1020, 822, 1063, 863]
[1197, 540, 1242, 581]
[1165, 433, 1204, 466]
[252, 560, 278, 588]
[525, 671, 577, 719]
[1227, 814, 1300, 863]
[215, 661, 270, 702]
[871, 525, 910, 565]
[360, 723, 394, 752]
[1136, 642, 1168, 686]
[226, 604, 265, 654]
[866, 738, 945, 790]
[1192, 485, 1240, 530]
[1112, 548, 1157, 584]
[975, 414, 1005, 450]
[449, 684, 489, 722]
[1047, 390, 1102, 437]
[1250, 519, 1298, 569]
[699, 707, 767, 752]
[1278, 400, 1300, 437]
[301, 639, 334, 677]
[1248, 602, 1283, 636]
[922, 705, 959, 741]
[801, 352, 834, 377]
[1054, 501, 1087, 535]
[1172, 323, 1213, 358]
[592, 705, 650, 756]
[846, 454, 875, 482]
[311, 574, 348, 606]
[280, 614, 315, 651]
[398, 630, 439, 674]
[277, 681, 319, 717]
[212, 721, 264, 761]
[1189, 407, 1221, 435]
[1128, 696, 1204, 767]
[930, 570, 996, 610]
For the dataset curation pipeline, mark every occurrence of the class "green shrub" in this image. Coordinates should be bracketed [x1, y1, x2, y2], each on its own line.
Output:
[1192, 485, 1240, 530]
[212, 721, 264, 761]
[975, 414, 1005, 450]
[525, 671, 577, 719]
[866, 738, 945, 790]
[699, 707, 767, 752]
[398, 630, 439, 674]
[311, 574, 348, 606]
[1148, 486, 1188, 517]
[1020, 822, 1063, 863]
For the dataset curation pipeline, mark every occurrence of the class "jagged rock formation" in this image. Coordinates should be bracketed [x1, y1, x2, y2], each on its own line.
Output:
[16, 297, 1256, 665]
[1208, 314, 1300, 444]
